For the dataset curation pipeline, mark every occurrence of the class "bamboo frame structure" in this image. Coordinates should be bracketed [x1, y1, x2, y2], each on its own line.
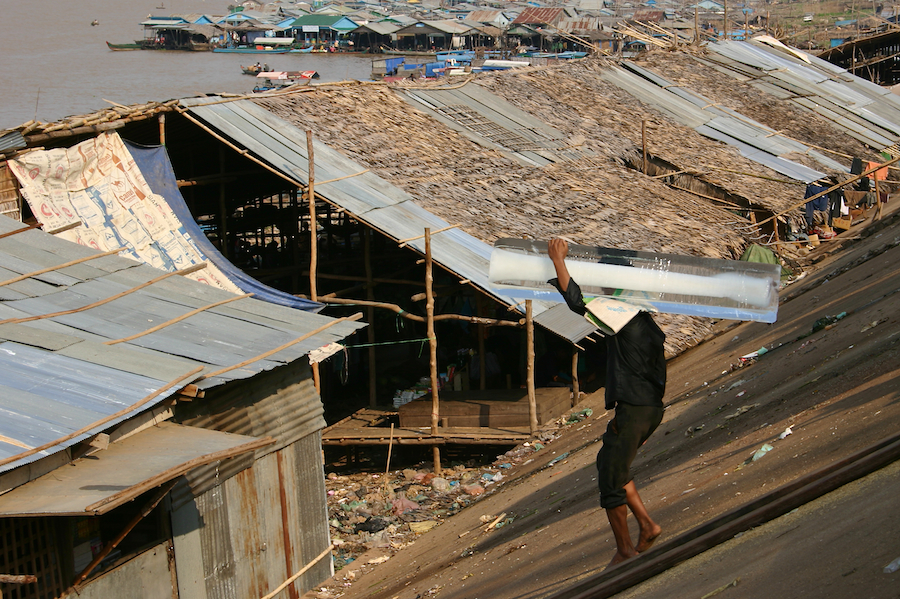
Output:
[307, 130, 321, 394]
[425, 228, 442, 474]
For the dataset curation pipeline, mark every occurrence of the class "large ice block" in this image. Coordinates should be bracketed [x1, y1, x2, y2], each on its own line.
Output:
[489, 239, 780, 323]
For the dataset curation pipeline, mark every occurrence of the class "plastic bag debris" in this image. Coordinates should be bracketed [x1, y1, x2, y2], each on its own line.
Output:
[811, 312, 847, 333]
[685, 424, 705, 438]
[884, 556, 900, 574]
[461, 484, 485, 496]
[751, 443, 773, 461]
[409, 521, 438, 533]
[567, 408, 593, 423]
[391, 497, 419, 515]
[740, 347, 769, 362]
[777, 426, 793, 440]
[548, 452, 569, 466]
[724, 404, 760, 420]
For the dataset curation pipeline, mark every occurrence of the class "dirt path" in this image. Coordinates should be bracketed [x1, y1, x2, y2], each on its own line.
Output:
[306, 207, 900, 599]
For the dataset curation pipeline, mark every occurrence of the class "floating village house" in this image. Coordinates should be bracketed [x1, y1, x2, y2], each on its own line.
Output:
[4, 33, 900, 597]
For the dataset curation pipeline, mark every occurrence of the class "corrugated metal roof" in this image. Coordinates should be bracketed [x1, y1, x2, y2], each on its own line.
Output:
[615, 61, 831, 181]
[0, 131, 25, 154]
[704, 39, 900, 150]
[0, 422, 265, 516]
[399, 85, 591, 164]
[0, 215, 364, 474]
[512, 7, 565, 25]
[182, 96, 592, 344]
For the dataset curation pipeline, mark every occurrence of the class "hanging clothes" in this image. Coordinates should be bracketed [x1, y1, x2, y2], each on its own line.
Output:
[804, 184, 829, 229]
[867, 161, 888, 182]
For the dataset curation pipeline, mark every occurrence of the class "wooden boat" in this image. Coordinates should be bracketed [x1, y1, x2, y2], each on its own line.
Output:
[252, 70, 320, 92]
[289, 46, 314, 53]
[241, 64, 269, 75]
[213, 46, 291, 54]
[106, 41, 143, 51]
[379, 46, 437, 57]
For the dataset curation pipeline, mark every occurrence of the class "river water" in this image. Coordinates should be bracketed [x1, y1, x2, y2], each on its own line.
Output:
[0, 0, 376, 130]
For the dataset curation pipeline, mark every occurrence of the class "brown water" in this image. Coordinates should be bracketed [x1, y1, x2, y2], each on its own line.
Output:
[0, 0, 375, 130]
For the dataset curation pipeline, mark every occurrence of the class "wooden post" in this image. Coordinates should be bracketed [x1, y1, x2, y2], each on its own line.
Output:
[723, 0, 728, 40]
[365, 228, 377, 407]
[306, 130, 321, 393]
[476, 293, 487, 390]
[526, 300, 537, 436]
[219, 146, 229, 259]
[158, 113, 165, 146]
[425, 228, 441, 475]
[874, 173, 884, 220]
[695, 7, 700, 45]
[571, 348, 580, 407]
[642, 120, 648, 174]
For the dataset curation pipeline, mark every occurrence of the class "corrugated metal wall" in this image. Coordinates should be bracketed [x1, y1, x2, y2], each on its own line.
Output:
[171, 360, 324, 508]
[188, 433, 331, 599]
[169, 361, 332, 598]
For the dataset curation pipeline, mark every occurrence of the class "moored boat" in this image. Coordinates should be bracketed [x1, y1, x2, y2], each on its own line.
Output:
[213, 46, 291, 54]
[106, 41, 143, 51]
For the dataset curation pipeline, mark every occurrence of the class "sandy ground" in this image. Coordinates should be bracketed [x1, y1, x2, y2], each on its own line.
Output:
[306, 204, 900, 599]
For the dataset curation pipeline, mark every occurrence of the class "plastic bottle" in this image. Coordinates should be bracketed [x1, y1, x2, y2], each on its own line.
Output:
[489, 238, 781, 323]
[885, 556, 900, 574]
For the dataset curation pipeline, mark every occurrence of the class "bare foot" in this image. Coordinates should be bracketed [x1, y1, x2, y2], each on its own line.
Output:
[607, 549, 637, 569]
[636, 522, 662, 553]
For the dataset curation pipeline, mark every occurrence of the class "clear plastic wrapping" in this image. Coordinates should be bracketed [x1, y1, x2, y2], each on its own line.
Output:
[489, 239, 780, 323]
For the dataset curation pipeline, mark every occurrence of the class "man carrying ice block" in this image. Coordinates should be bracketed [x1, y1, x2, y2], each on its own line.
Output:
[548, 238, 667, 568]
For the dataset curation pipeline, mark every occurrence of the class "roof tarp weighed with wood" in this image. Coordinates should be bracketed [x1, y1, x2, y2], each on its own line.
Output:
[7, 132, 322, 312]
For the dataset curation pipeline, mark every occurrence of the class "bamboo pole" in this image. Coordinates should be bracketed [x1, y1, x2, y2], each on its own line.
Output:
[321, 296, 524, 326]
[874, 173, 884, 221]
[425, 228, 441, 475]
[365, 228, 377, 407]
[0, 367, 202, 469]
[307, 130, 321, 394]
[158, 113, 165, 146]
[723, 0, 728, 40]
[196, 313, 363, 382]
[397, 223, 460, 248]
[0, 247, 123, 288]
[72, 481, 178, 588]
[477, 294, 486, 391]
[571, 348, 580, 407]
[104, 293, 253, 345]
[176, 108, 304, 188]
[0, 263, 207, 326]
[642, 120, 648, 174]
[526, 300, 537, 436]
[0, 223, 40, 240]
[259, 545, 334, 599]
[695, 7, 700, 45]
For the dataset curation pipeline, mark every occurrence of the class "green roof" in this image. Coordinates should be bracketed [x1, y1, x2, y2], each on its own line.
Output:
[289, 14, 359, 30]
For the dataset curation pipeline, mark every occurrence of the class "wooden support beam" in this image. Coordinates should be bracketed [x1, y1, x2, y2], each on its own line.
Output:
[307, 129, 321, 394]
[426, 228, 441, 475]
[526, 300, 537, 436]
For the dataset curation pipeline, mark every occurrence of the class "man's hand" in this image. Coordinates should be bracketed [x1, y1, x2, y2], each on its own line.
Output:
[548, 238, 568, 263]
[548, 238, 571, 291]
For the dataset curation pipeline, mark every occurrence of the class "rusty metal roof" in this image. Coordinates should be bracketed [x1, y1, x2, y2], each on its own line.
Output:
[512, 7, 566, 25]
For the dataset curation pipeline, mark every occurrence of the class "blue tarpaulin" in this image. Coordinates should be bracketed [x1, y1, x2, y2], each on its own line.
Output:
[126, 140, 323, 312]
